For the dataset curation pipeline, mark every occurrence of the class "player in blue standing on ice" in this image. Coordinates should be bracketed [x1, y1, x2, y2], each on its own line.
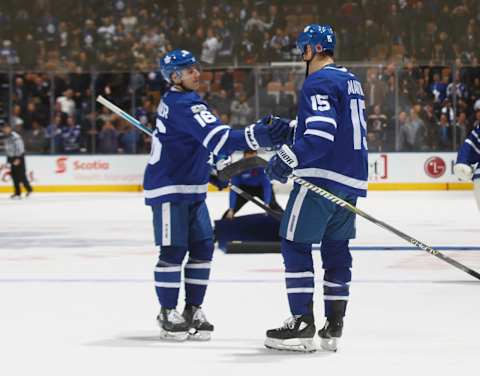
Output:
[264, 25, 368, 352]
[144, 49, 291, 341]
[454, 121, 480, 210]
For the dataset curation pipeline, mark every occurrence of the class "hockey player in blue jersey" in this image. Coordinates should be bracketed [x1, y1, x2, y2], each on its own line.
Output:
[145, 49, 291, 341]
[454, 123, 480, 210]
[264, 25, 368, 352]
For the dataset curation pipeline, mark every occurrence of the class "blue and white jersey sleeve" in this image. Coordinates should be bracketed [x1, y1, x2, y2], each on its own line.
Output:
[457, 125, 480, 180]
[177, 97, 251, 156]
[292, 79, 337, 165]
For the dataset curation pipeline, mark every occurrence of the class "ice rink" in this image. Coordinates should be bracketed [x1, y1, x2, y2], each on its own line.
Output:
[1, 190, 479, 376]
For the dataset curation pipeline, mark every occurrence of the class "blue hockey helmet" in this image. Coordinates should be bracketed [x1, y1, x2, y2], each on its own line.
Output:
[159, 49, 198, 83]
[296, 24, 336, 56]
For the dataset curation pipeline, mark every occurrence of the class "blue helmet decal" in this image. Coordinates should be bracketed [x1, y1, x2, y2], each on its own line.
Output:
[159, 49, 198, 83]
[296, 24, 336, 55]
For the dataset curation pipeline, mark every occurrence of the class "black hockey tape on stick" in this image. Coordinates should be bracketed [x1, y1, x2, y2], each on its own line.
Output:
[252, 157, 480, 280]
[217, 156, 268, 181]
[230, 184, 283, 221]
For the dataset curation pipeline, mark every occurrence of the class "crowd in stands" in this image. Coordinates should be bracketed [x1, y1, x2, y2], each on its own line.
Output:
[0, 0, 479, 69]
[0, 0, 479, 154]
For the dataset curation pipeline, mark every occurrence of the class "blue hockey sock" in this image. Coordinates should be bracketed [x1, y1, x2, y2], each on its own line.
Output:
[281, 238, 314, 316]
[184, 239, 214, 306]
[320, 240, 352, 318]
[154, 246, 187, 309]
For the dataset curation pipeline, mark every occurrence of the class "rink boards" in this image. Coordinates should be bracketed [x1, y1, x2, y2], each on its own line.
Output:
[0, 152, 473, 193]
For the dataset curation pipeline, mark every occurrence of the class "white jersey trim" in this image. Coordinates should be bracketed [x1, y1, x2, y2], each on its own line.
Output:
[466, 139, 480, 155]
[471, 130, 480, 143]
[213, 130, 230, 155]
[324, 66, 348, 72]
[305, 116, 337, 128]
[304, 129, 334, 141]
[286, 186, 308, 241]
[144, 184, 209, 199]
[162, 202, 171, 246]
[202, 125, 230, 149]
[295, 168, 368, 190]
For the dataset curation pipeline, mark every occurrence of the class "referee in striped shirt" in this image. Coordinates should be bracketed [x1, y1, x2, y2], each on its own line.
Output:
[2, 124, 33, 198]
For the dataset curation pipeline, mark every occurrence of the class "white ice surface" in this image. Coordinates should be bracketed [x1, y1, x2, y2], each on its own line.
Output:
[0, 191, 479, 376]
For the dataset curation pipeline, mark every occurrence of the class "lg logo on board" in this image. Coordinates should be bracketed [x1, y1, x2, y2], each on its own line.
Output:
[424, 156, 446, 178]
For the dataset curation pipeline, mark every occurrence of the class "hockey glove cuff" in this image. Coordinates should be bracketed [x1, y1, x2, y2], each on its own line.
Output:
[245, 115, 292, 149]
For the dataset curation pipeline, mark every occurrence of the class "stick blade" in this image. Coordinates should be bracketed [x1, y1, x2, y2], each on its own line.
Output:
[218, 156, 268, 181]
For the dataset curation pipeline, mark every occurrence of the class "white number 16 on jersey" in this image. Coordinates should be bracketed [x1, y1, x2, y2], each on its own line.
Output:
[350, 98, 367, 150]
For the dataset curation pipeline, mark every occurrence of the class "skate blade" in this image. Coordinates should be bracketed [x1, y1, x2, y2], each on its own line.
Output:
[320, 337, 339, 352]
[264, 337, 317, 353]
[159, 329, 188, 341]
[187, 329, 212, 341]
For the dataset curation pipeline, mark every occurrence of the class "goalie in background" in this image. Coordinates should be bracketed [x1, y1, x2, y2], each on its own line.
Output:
[223, 150, 282, 219]
[454, 119, 480, 210]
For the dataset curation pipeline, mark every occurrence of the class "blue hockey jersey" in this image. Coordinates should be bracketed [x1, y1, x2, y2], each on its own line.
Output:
[456, 124, 480, 180]
[144, 88, 254, 206]
[291, 64, 368, 197]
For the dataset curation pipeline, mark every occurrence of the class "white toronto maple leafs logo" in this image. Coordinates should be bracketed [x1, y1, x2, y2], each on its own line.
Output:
[164, 55, 171, 64]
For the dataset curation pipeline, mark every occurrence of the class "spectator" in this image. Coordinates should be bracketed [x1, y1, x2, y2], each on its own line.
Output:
[61, 116, 82, 153]
[56, 89, 76, 117]
[118, 123, 139, 154]
[200, 28, 221, 65]
[45, 115, 63, 153]
[437, 113, 451, 150]
[24, 120, 47, 153]
[98, 120, 118, 154]
[230, 91, 252, 129]
[399, 109, 425, 151]
[422, 104, 439, 150]
[367, 105, 388, 151]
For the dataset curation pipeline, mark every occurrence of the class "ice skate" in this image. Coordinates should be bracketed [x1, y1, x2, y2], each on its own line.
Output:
[157, 308, 189, 341]
[318, 318, 343, 352]
[182, 305, 214, 341]
[264, 314, 316, 353]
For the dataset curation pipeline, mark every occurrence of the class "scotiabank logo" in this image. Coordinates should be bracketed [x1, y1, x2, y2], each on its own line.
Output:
[56, 157, 68, 174]
[424, 156, 446, 178]
[55, 157, 110, 174]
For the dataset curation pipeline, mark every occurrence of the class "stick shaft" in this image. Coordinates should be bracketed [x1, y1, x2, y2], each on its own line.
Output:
[96, 95, 153, 136]
[290, 175, 480, 280]
[230, 185, 283, 221]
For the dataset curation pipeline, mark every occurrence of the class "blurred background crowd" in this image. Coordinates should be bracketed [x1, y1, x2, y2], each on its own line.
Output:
[0, 0, 479, 154]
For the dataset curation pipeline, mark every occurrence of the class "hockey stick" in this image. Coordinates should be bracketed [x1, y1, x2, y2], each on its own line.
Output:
[96, 96, 281, 220]
[230, 184, 283, 221]
[250, 156, 480, 280]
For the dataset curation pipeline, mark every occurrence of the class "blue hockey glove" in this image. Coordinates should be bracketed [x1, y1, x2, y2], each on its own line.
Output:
[266, 145, 298, 184]
[244, 115, 291, 149]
